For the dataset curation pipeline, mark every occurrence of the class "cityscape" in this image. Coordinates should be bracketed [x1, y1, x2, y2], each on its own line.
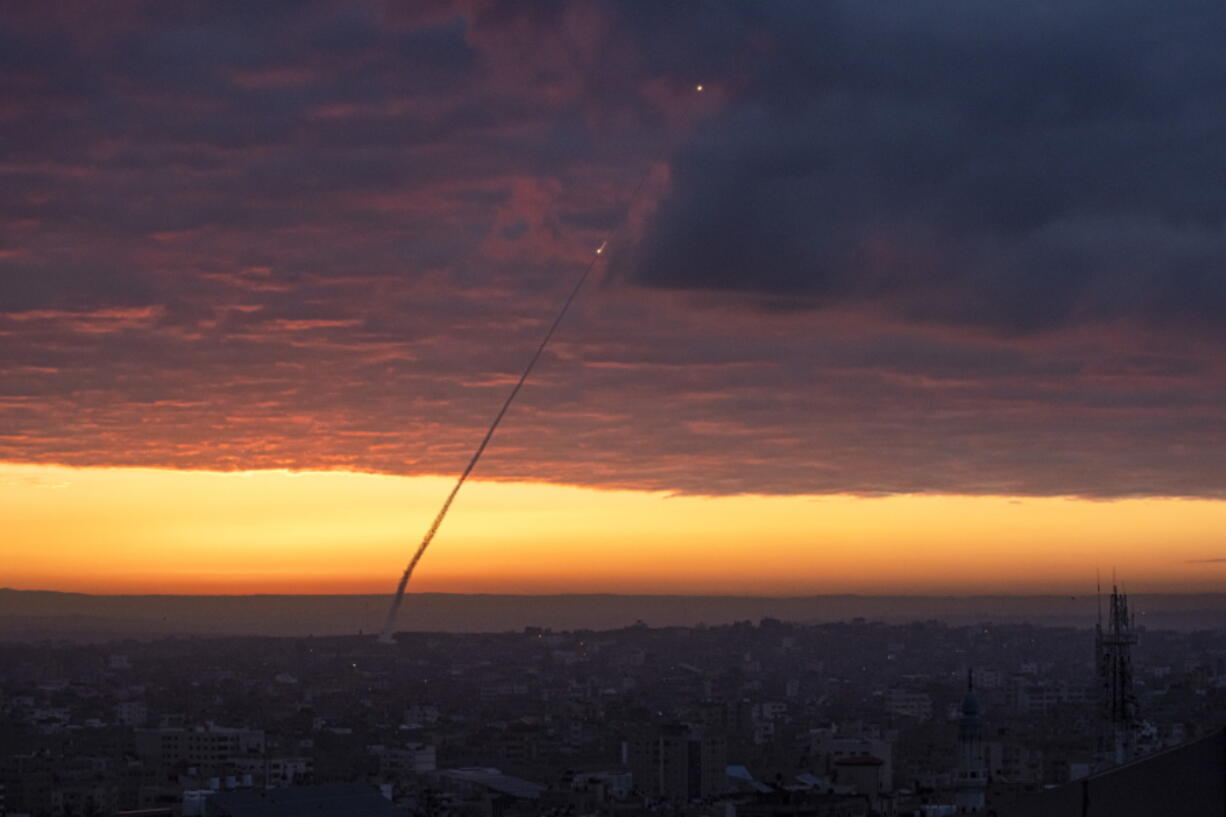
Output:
[4, 0, 1226, 815]
[4, 586, 1226, 815]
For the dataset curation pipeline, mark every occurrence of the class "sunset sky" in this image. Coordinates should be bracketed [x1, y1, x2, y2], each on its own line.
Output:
[3, 1, 1225, 595]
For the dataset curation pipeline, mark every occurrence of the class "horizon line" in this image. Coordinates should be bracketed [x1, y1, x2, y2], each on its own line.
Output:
[6, 587, 1226, 600]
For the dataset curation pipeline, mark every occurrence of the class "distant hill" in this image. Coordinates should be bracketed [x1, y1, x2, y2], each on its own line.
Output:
[3, 588, 1226, 641]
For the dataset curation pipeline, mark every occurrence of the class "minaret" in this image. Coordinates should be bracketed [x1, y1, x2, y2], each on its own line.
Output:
[1096, 582, 1138, 765]
[954, 670, 987, 813]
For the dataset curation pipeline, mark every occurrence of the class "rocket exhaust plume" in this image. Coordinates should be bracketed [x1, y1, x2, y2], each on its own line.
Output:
[377, 244, 604, 643]
[378, 181, 656, 642]
[379, 86, 704, 643]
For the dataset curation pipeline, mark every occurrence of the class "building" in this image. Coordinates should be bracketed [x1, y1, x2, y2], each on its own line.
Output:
[809, 726, 895, 789]
[115, 700, 149, 727]
[203, 783, 405, 817]
[982, 740, 1042, 793]
[1008, 680, 1090, 716]
[231, 756, 313, 787]
[0, 752, 119, 817]
[999, 728, 1226, 817]
[886, 688, 933, 720]
[431, 767, 545, 813]
[376, 742, 436, 776]
[832, 754, 886, 795]
[628, 722, 727, 802]
[135, 725, 266, 770]
[572, 770, 632, 801]
[953, 673, 986, 813]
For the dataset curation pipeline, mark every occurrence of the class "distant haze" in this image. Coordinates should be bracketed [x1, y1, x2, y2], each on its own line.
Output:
[4, 589, 1226, 641]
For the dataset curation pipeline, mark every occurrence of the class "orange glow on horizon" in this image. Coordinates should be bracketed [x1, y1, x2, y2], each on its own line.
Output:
[2, 462, 1225, 596]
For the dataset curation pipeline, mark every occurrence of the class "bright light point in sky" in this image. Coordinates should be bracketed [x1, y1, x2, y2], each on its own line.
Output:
[695, 84, 704, 92]
[4, 463, 1226, 596]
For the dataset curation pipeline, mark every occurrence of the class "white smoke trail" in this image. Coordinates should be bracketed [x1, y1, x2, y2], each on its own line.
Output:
[378, 170, 658, 643]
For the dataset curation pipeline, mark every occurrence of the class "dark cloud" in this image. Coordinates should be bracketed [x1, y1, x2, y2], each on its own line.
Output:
[0, 259, 157, 312]
[625, 0, 1226, 336]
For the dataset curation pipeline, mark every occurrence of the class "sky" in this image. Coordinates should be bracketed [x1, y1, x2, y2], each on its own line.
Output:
[2, 1, 1225, 595]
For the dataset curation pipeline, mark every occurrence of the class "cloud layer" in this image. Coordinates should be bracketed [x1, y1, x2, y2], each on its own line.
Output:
[627, 2, 1226, 333]
[2, 1, 1225, 497]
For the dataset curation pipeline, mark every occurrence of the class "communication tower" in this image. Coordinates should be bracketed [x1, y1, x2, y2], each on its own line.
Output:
[1096, 580, 1138, 765]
